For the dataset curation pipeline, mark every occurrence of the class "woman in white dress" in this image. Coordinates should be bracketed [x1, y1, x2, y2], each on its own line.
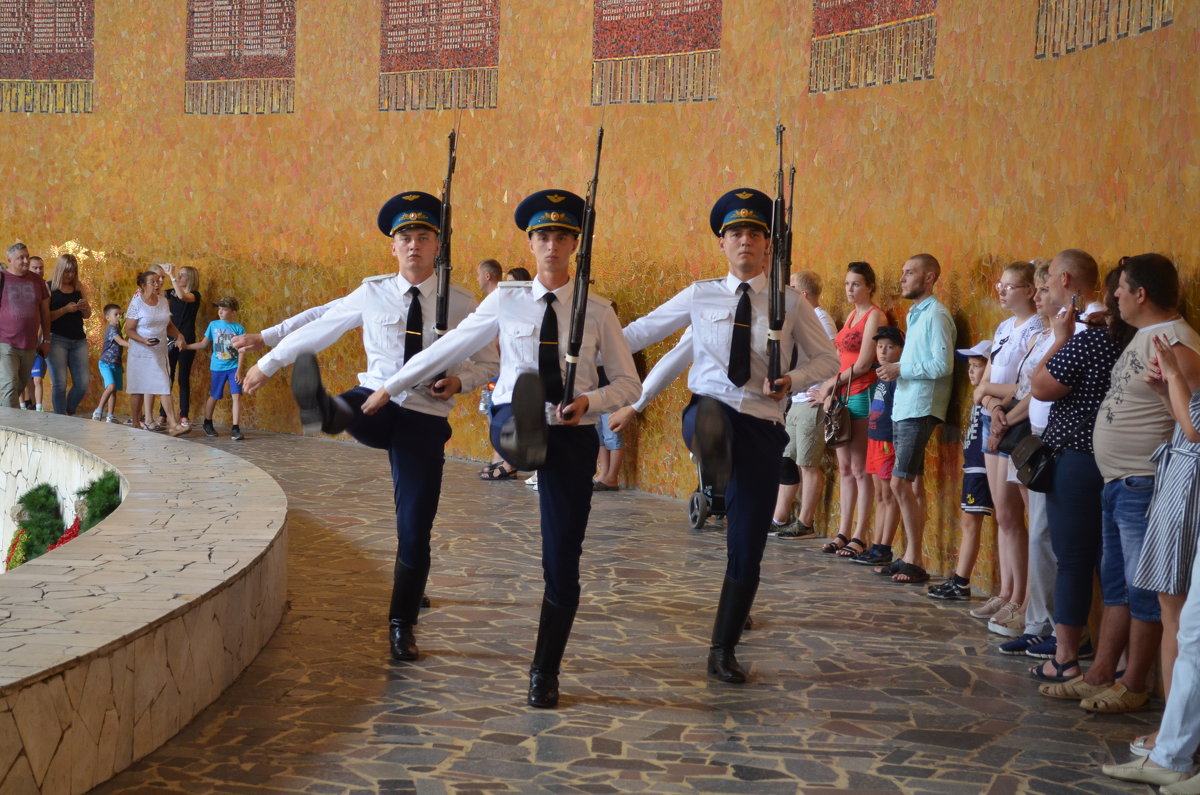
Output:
[126, 270, 189, 436]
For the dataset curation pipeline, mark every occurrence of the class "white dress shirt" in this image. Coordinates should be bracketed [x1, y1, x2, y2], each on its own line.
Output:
[260, 299, 340, 348]
[384, 277, 640, 426]
[623, 272, 839, 422]
[256, 273, 496, 418]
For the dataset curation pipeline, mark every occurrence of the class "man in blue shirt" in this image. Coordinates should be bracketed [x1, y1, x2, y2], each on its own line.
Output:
[875, 254, 954, 584]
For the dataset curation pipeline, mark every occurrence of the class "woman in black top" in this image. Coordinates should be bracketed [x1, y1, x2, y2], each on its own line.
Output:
[162, 264, 200, 427]
[47, 253, 92, 415]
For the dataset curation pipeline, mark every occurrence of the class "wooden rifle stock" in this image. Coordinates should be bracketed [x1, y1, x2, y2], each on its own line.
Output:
[767, 123, 787, 389]
[561, 127, 605, 416]
[431, 130, 456, 390]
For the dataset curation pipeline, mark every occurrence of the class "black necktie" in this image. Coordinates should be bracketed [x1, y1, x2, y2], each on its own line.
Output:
[727, 282, 752, 387]
[405, 285, 423, 363]
[539, 293, 564, 404]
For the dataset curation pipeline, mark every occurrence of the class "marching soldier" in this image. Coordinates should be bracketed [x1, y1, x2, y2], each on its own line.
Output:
[361, 189, 640, 708]
[622, 188, 839, 683]
[242, 191, 496, 664]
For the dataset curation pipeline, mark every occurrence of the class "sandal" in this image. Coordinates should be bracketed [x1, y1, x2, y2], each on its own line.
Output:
[480, 462, 518, 481]
[835, 538, 868, 558]
[1028, 658, 1080, 683]
[874, 559, 902, 577]
[1038, 674, 1111, 700]
[822, 533, 850, 553]
[890, 561, 930, 584]
[1081, 683, 1149, 713]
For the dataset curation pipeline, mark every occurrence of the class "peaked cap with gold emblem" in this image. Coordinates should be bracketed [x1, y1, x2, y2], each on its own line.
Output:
[709, 187, 773, 236]
[377, 191, 443, 237]
[514, 189, 586, 235]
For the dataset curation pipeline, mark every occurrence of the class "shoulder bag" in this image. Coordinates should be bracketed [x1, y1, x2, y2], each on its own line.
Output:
[823, 376, 853, 448]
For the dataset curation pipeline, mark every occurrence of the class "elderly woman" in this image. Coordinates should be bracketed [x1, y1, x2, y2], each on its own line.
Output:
[47, 253, 92, 415]
[126, 270, 189, 436]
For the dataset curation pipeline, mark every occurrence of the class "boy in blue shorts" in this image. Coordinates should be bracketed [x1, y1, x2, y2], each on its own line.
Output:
[928, 340, 994, 600]
[92, 304, 128, 422]
[187, 296, 246, 440]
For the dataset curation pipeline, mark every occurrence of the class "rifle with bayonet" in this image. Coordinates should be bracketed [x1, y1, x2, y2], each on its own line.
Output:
[767, 122, 788, 390]
[431, 129, 456, 392]
[561, 126, 605, 417]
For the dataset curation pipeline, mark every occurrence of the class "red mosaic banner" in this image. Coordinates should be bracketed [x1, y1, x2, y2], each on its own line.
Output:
[185, 0, 295, 115]
[379, 0, 499, 111]
[591, 0, 722, 105]
[0, 0, 94, 113]
[809, 0, 938, 94]
[812, 0, 936, 37]
[1035, 0, 1173, 59]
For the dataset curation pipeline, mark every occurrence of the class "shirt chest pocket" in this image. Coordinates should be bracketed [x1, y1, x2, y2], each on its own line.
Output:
[698, 308, 734, 348]
[505, 321, 540, 363]
[366, 312, 406, 353]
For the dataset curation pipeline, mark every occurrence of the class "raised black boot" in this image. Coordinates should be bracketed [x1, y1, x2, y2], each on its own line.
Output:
[291, 352, 355, 434]
[527, 598, 577, 708]
[500, 372, 549, 471]
[692, 397, 733, 493]
[388, 557, 429, 662]
[707, 576, 759, 684]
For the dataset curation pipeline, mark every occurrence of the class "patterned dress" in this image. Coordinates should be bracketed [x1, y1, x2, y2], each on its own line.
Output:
[1133, 386, 1200, 595]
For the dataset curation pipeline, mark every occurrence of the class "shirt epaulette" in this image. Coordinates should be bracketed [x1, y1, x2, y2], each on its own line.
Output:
[362, 273, 392, 284]
[587, 292, 613, 309]
[498, 280, 530, 288]
[449, 284, 473, 299]
[694, 277, 724, 284]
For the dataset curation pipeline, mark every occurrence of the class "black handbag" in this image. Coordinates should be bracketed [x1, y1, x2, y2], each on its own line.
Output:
[1011, 435, 1055, 492]
[996, 400, 1032, 455]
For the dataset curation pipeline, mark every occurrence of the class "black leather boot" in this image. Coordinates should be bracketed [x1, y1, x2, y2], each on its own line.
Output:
[692, 397, 732, 493]
[527, 598, 577, 708]
[500, 372, 548, 471]
[291, 352, 356, 434]
[707, 576, 759, 684]
[388, 558, 429, 662]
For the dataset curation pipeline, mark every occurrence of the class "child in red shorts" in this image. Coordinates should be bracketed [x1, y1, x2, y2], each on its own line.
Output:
[852, 326, 904, 565]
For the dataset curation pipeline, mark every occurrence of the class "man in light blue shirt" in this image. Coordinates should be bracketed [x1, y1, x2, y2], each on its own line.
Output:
[875, 253, 954, 584]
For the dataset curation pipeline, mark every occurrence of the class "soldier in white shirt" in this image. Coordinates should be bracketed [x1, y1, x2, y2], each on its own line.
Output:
[241, 191, 496, 665]
[621, 188, 839, 684]
[362, 189, 640, 709]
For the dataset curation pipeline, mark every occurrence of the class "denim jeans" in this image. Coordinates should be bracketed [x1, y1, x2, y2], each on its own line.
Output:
[47, 334, 90, 415]
[1046, 449, 1104, 627]
[1150, 536, 1200, 771]
[1099, 475, 1160, 622]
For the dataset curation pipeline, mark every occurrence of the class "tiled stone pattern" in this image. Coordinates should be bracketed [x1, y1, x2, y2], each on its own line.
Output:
[0, 423, 115, 558]
[0, 409, 287, 795]
[99, 429, 1158, 794]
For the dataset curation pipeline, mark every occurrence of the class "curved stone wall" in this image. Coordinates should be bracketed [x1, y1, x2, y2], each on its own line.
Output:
[0, 409, 288, 794]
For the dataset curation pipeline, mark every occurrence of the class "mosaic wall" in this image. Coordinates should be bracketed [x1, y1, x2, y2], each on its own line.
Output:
[591, 0, 721, 105]
[379, 0, 499, 112]
[1035, 0, 1173, 59]
[0, 0, 93, 113]
[1, 2, 1196, 593]
[185, 0, 295, 114]
[809, 0, 937, 94]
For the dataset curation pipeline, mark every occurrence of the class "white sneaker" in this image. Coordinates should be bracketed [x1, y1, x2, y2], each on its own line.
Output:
[92, 409, 103, 421]
[525, 474, 538, 487]
[105, 415, 118, 423]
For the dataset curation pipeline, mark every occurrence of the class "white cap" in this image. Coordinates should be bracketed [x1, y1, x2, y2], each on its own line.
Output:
[955, 340, 992, 359]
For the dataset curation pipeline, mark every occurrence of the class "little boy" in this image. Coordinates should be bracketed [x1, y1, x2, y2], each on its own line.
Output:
[928, 340, 994, 600]
[92, 304, 128, 422]
[854, 326, 904, 565]
[187, 297, 246, 440]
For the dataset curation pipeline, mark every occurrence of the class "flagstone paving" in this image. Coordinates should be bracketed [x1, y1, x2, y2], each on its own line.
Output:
[95, 430, 1156, 794]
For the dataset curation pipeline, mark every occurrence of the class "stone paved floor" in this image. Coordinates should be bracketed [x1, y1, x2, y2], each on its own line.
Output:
[95, 430, 1157, 794]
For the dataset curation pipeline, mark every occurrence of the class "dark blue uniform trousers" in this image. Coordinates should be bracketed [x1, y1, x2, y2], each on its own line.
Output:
[491, 403, 600, 608]
[683, 396, 788, 583]
[340, 386, 452, 571]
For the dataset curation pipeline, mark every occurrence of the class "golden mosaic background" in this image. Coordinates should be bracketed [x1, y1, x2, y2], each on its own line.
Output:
[2, 2, 1196, 594]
